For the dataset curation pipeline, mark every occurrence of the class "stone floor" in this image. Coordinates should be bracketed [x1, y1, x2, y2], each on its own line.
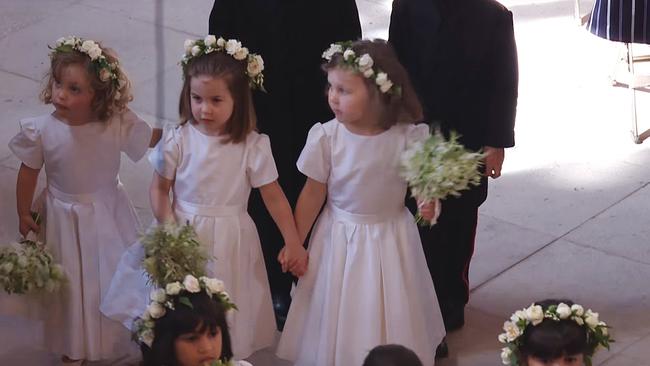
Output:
[1, 0, 650, 365]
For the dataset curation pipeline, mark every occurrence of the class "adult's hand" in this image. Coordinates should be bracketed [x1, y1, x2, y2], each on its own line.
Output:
[484, 146, 505, 179]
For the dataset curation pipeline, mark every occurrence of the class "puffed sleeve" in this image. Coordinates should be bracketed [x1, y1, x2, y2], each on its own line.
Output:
[148, 126, 181, 180]
[296, 123, 330, 184]
[9, 118, 44, 169]
[119, 109, 153, 162]
[406, 123, 431, 147]
[246, 133, 279, 188]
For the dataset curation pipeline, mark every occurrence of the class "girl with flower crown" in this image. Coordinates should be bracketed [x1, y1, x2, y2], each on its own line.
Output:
[498, 299, 613, 366]
[6, 36, 158, 364]
[135, 275, 253, 366]
[276, 39, 446, 366]
[102, 35, 308, 360]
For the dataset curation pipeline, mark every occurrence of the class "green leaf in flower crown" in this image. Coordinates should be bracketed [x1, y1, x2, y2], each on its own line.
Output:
[178, 296, 194, 309]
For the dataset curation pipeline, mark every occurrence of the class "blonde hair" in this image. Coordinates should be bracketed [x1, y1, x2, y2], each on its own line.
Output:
[323, 39, 423, 128]
[40, 43, 132, 121]
[178, 51, 256, 144]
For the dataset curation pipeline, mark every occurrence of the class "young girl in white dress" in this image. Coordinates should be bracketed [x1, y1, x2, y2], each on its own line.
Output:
[102, 36, 308, 360]
[276, 39, 446, 366]
[7, 36, 156, 364]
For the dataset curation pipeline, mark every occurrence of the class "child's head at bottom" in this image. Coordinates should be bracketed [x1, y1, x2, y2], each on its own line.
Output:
[140, 291, 233, 366]
[362, 344, 423, 366]
[499, 299, 612, 366]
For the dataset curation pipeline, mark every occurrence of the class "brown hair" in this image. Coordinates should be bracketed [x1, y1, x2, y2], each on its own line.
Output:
[323, 39, 423, 129]
[40, 43, 132, 121]
[178, 51, 256, 144]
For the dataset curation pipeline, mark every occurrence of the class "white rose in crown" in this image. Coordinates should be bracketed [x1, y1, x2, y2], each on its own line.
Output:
[585, 310, 600, 329]
[64, 37, 77, 46]
[204, 277, 225, 294]
[376, 74, 393, 93]
[204, 35, 217, 48]
[525, 304, 544, 325]
[141, 329, 154, 347]
[573, 315, 584, 325]
[571, 304, 584, 316]
[363, 68, 374, 78]
[183, 274, 201, 293]
[599, 322, 608, 336]
[511, 310, 527, 323]
[498, 333, 508, 343]
[166, 281, 183, 296]
[81, 40, 96, 52]
[247, 55, 264, 76]
[357, 54, 373, 71]
[150, 288, 166, 303]
[225, 39, 242, 55]
[148, 302, 166, 319]
[322, 44, 343, 60]
[500, 347, 512, 365]
[184, 39, 196, 53]
[343, 49, 355, 60]
[556, 303, 572, 319]
[55, 37, 66, 47]
[99, 68, 111, 82]
[191, 45, 201, 57]
[87, 45, 102, 60]
[503, 321, 521, 342]
[234, 47, 249, 61]
[216, 37, 226, 47]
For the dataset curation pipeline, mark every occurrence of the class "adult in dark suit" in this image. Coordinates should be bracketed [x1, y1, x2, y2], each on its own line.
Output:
[209, 0, 361, 329]
[389, 0, 518, 334]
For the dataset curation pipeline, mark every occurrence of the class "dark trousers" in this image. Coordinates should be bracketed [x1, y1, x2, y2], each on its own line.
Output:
[418, 196, 478, 325]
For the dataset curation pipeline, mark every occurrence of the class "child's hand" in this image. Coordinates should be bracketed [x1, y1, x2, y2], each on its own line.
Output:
[417, 199, 441, 224]
[19, 214, 40, 238]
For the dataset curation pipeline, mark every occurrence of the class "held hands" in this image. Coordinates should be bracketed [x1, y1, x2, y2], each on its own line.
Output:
[278, 243, 309, 277]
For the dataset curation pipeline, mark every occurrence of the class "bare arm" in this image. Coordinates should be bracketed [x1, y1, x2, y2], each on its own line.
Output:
[294, 178, 327, 244]
[16, 163, 41, 237]
[150, 128, 163, 148]
[259, 180, 307, 274]
[150, 171, 174, 224]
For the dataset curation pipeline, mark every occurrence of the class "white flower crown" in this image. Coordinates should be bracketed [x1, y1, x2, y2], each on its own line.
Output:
[322, 42, 400, 95]
[181, 35, 265, 91]
[50, 36, 126, 100]
[498, 302, 613, 366]
[133, 274, 237, 348]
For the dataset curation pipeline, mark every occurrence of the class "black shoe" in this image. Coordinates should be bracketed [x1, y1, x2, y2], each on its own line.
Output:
[435, 338, 449, 359]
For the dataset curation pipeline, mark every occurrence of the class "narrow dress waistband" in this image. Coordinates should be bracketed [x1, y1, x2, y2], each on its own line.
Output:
[327, 203, 404, 225]
[174, 199, 246, 217]
[47, 181, 121, 204]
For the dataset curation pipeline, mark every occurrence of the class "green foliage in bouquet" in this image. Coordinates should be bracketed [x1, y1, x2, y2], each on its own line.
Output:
[400, 131, 484, 224]
[0, 239, 66, 294]
[141, 222, 208, 288]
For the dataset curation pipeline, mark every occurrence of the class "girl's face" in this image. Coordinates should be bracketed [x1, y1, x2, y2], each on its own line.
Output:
[174, 325, 223, 366]
[526, 354, 584, 366]
[51, 63, 96, 125]
[190, 75, 234, 135]
[327, 68, 380, 132]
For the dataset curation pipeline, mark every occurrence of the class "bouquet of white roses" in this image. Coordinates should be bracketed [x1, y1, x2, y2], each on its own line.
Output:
[141, 222, 208, 288]
[400, 131, 484, 226]
[0, 237, 66, 294]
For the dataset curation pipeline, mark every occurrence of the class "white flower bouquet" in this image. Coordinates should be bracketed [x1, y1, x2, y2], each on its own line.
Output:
[0, 237, 66, 294]
[141, 222, 208, 288]
[400, 131, 484, 225]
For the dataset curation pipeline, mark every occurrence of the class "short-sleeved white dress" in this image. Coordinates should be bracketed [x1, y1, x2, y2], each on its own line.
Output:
[6, 111, 152, 361]
[276, 120, 446, 366]
[101, 122, 277, 359]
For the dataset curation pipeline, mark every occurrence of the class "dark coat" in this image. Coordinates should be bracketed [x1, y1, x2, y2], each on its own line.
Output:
[209, 0, 362, 202]
[389, 0, 518, 206]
